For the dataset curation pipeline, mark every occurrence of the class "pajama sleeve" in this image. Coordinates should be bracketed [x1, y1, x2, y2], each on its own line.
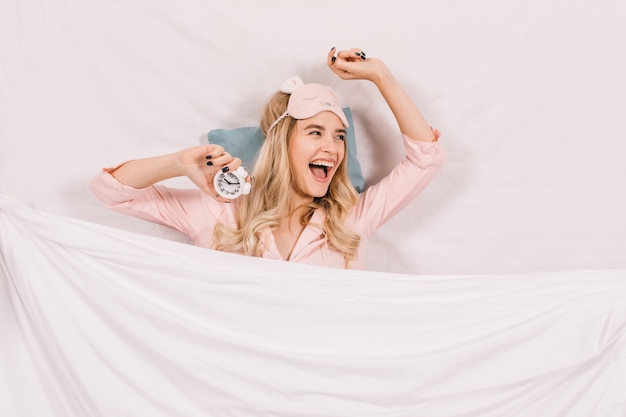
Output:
[89, 166, 228, 240]
[352, 134, 447, 236]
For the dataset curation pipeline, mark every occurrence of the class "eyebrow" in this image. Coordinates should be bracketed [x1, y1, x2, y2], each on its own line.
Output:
[303, 124, 346, 134]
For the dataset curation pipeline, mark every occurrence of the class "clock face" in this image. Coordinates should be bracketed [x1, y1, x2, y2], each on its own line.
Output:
[213, 166, 251, 200]
[215, 171, 242, 197]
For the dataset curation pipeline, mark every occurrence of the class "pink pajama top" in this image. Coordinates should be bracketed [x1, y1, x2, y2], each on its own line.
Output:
[90, 135, 446, 269]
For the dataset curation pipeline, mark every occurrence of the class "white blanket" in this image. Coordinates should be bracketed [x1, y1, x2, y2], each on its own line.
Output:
[2, 194, 625, 416]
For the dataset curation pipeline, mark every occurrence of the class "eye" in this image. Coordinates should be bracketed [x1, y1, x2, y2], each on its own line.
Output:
[335, 134, 346, 141]
[309, 130, 322, 136]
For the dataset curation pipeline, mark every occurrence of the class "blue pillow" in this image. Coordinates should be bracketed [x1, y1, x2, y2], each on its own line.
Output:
[208, 107, 364, 192]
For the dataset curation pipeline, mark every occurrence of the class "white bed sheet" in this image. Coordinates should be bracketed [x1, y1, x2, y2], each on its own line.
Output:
[2, 195, 625, 416]
[1, 0, 625, 275]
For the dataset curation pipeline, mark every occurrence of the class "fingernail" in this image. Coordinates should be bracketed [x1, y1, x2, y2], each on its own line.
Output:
[222, 166, 229, 173]
[360, 55, 366, 60]
[330, 46, 335, 51]
[206, 161, 213, 166]
[205, 155, 212, 159]
[331, 56, 336, 63]
[355, 52, 361, 57]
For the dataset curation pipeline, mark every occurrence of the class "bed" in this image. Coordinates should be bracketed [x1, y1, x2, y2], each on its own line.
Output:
[1, 1, 625, 415]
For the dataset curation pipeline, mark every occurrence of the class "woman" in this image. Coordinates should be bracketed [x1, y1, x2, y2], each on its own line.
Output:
[90, 47, 446, 269]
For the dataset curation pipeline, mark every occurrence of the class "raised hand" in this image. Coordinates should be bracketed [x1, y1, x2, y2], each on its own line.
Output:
[326, 46, 438, 143]
[327, 47, 391, 83]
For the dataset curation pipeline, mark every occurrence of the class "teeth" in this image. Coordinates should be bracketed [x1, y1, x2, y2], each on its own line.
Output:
[310, 160, 334, 168]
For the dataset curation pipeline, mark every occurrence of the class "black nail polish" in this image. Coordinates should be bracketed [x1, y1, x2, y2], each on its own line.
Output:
[206, 161, 213, 166]
[205, 155, 212, 159]
[330, 46, 335, 51]
[331, 56, 336, 63]
[360, 55, 366, 60]
[222, 166, 229, 173]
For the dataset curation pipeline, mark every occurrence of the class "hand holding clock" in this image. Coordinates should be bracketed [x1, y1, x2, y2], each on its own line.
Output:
[178, 144, 252, 202]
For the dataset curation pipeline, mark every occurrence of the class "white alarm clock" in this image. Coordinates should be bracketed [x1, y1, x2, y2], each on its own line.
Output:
[213, 166, 252, 199]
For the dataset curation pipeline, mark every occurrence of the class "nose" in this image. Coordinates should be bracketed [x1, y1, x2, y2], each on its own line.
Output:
[320, 133, 335, 152]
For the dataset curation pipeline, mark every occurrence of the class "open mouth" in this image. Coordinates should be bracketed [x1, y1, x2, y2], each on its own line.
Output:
[309, 160, 334, 180]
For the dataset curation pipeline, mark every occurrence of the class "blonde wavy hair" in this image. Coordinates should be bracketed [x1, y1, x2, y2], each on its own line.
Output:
[213, 90, 361, 267]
